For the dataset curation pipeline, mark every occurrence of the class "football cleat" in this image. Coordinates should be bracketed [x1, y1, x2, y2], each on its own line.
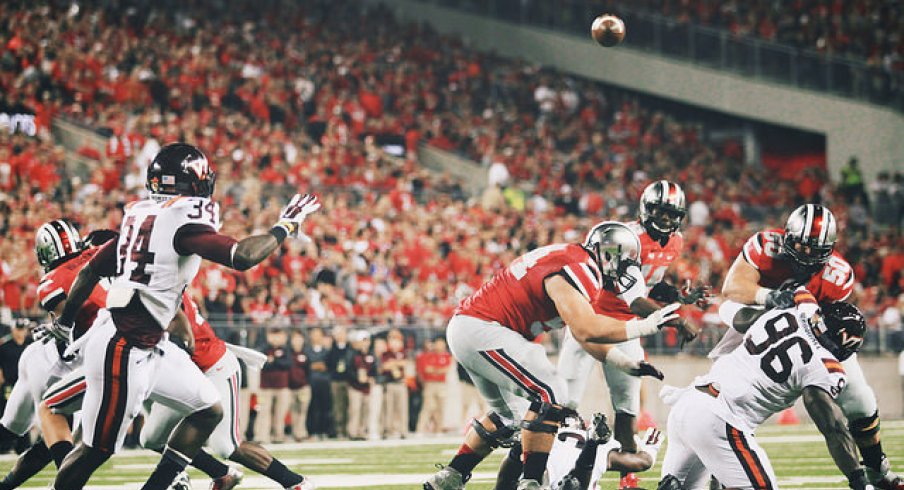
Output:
[170, 471, 191, 490]
[553, 474, 582, 490]
[285, 477, 317, 490]
[516, 479, 543, 490]
[589, 413, 612, 444]
[210, 466, 243, 490]
[424, 466, 466, 490]
[866, 455, 904, 490]
[619, 473, 640, 489]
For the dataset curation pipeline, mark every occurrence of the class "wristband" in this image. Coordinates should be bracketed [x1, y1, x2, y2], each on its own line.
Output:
[625, 317, 658, 340]
[269, 222, 296, 243]
[754, 287, 772, 306]
[603, 347, 637, 373]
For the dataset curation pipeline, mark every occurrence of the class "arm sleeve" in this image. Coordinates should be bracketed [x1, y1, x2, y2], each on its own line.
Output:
[741, 233, 767, 269]
[89, 239, 120, 277]
[174, 224, 238, 266]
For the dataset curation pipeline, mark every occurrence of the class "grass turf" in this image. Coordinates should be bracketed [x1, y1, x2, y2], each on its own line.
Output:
[1, 420, 902, 489]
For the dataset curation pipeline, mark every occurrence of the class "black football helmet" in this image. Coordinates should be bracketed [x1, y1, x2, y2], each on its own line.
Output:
[639, 180, 686, 244]
[782, 204, 837, 276]
[35, 219, 83, 272]
[583, 221, 641, 291]
[813, 302, 865, 361]
[146, 143, 216, 198]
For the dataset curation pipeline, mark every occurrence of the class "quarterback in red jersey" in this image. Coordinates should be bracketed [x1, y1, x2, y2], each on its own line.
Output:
[559, 181, 702, 490]
[0, 222, 115, 489]
[425, 222, 682, 490]
[715, 204, 902, 489]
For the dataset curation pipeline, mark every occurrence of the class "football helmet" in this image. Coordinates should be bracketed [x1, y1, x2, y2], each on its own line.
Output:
[813, 302, 865, 361]
[782, 204, 837, 275]
[639, 180, 686, 244]
[35, 219, 83, 272]
[146, 143, 216, 198]
[584, 221, 641, 290]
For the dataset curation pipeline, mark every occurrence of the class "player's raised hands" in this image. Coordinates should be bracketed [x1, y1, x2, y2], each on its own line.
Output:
[679, 280, 713, 309]
[274, 193, 321, 240]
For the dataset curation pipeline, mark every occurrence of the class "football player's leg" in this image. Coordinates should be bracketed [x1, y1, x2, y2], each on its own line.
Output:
[838, 356, 901, 485]
[557, 327, 595, 406]
[659, 389, 708, 488]
[142, 341, 222, 490]
[602, 340, 644, 453]
[41, 368, 88, 467]
[686, 407, 776, 490]
[55, 325, 154, 490]
[0, 342, 48, 442]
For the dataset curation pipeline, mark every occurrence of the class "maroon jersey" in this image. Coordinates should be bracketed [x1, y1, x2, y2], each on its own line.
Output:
[456, 243, 603, 339]
[181, 292, 226, 372]
[36, 247, 108, 336]
[741, 228, 854, 302]
[350, 352, 376, 393]
[626, 221, 684, 287]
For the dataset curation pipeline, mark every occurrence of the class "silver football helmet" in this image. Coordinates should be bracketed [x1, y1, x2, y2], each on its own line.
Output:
[583, 221, 641, 290]
[639, 180, 686, 243]
[782, 204, 837, 274]
[35, 220, 83, 272]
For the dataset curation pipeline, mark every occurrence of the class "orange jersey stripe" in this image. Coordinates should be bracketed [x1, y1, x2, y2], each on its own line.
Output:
[731, 427, 768, 488]
[822, 358, 846, 374]
[100, 338, 127, 447]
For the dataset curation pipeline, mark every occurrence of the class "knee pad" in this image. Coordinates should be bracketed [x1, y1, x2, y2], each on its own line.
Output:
[520, 401, 572, 434]
[472, 412, 519, 449]
[658, 475, 685, 490]
[849, 410, 880, 440]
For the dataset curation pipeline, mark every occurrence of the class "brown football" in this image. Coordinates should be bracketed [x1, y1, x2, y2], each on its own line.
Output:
[591, 14, 626, 47]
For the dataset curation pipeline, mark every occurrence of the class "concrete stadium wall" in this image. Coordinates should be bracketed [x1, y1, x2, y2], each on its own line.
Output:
[371, 0, 904, 183]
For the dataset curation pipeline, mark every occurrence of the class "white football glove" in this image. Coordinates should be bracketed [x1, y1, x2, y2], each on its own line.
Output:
[636, 427, 664, 465]
[625, 303, 681, 339]
[274, 193, 321, 240]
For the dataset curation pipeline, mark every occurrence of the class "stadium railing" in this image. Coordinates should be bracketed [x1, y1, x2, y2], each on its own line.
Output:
[416, 0, 904, 112]
[6, 313, 900, 357]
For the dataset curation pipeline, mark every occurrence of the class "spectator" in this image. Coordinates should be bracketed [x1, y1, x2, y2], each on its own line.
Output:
[840, 157, 868, 205]
[327, 325, 352, 438]
[288, 329, 311, 442]
[305, 327, 332, 440]
[0, 320, 30, 453]
[347, 330, 376, 440]
[381, 328, 409, 439]
[416, 336, 453, 435]
[255, 327, 291, 443]
[368, 336, 388, 440]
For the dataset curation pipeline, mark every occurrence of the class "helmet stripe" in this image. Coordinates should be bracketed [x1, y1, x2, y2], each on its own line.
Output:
[659, 180, 669, 203]
[48, 221, 68, 256]
[817, 206, 830, 244]
[801, 204, 814, 239]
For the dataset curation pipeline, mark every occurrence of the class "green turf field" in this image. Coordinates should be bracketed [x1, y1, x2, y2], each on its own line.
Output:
[2, 420, 902, 489]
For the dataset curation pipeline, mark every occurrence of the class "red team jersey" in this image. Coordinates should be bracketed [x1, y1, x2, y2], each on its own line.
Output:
[181, 292, 227, 372]
[741, 228, 854, 302]
[36, 247, 108, 336]
[626, 221, 684, 287]
[456, 243, 602, 339]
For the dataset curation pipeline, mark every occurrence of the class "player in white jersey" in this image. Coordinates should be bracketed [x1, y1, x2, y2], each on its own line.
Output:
[658, 291, 873, 490]
[547, 414, 663, 490]
[49, 143, 320, 490]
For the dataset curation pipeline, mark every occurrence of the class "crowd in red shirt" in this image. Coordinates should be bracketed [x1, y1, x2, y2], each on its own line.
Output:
[0, 0, 901, 352]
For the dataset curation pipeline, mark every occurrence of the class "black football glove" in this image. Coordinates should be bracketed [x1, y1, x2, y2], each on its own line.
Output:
[680, 281, 713, 309]
[764, 289, 795, 309]
[649, 281, 680, 304]
[631, 360, 664, 380]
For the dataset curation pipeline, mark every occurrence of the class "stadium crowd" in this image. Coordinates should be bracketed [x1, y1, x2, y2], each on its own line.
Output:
[0, 0, 903, 441]
[615, 0, 904, 75]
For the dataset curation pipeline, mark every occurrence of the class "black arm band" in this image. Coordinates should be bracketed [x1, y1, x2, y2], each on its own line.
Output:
[269, 226, 288, 244]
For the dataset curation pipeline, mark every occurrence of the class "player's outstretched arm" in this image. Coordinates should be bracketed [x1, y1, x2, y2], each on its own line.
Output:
[547, 275, 680, 344]
[180, 194, 320, 271]
[608, 428, 662, 473]
[57, 239, 118, 330]
[722, 255, 763, 304]
[802, 386, 870, 488]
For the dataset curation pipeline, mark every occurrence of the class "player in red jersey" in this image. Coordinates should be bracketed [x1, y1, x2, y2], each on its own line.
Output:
[557, 181, 706, 490]
[425, 222, 683, 490]
[0, 222, 115, 490]
[715, 204, 902, 489]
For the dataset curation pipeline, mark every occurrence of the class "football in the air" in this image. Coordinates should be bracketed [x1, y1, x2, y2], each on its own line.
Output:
[591, 14, 626, 47]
